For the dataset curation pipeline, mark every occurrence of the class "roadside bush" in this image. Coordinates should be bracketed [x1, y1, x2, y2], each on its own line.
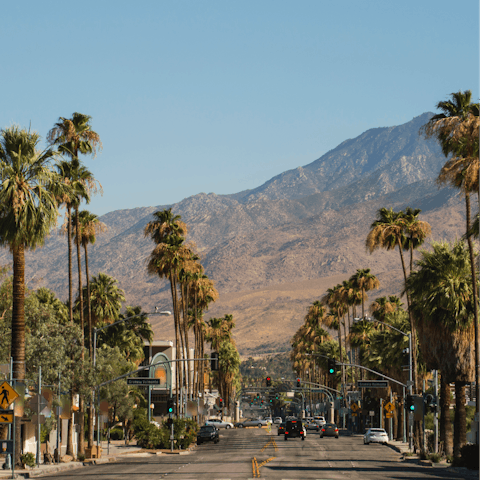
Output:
[428, 453, 441, 463]
[133, 416, 198, 449]
[460, 444, 479, 470]
[20, 452, 35, 468]
[110, 427, 124, 440]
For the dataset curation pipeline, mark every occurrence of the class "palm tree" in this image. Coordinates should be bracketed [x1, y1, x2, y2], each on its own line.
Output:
[420, 91, 479, 414]
[86, 272, 126, 325]
[401, 207, 432, 271]
[71, 210, 107, 357]
[406, 240, 475, 459]
[0, 125, 67, 465]
[349, 269, 380, 318]
[370, 296, 403, 325]
[366, 207, 419, 390]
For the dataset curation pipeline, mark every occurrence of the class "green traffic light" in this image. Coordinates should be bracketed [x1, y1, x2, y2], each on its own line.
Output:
[329, 368, 334, 374]
[409, 405, 414, 411]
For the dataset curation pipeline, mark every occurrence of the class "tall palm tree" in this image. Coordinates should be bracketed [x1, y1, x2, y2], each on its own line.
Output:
[71, 210, 107, 357]
[420, 91, 479, 413]
[0, 125, 67, 465]
[401, 207, 432, 271]
[48, 114, 101, 456]
[406, 240, 475, 459]
[71, 210, 106, 449]
[370, 296, 403, 325]
[366, 207, 419, 390]
[349, 269, 380, 318]
[55, 159, 89, 325]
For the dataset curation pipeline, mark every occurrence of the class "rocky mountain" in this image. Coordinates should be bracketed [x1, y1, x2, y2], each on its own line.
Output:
[0, 112, 467, 355]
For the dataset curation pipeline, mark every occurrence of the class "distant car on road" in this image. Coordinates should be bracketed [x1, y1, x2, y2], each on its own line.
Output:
[305, 418, 320, 432]
[314, 416, 326, 427]
[320, 423, 339, 438]
[197, 425, 219, 444]
[284, 419, 305, 441]
[364, 428, 389, 445]
[205, 418, 234, 429]
[277, 422, 286, 436]
[273, 417, 282, 424]
[235, 418, 263, 428]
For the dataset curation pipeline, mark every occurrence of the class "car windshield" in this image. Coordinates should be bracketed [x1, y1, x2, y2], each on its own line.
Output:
[201, 426, 215, 431]
[369, 429, 386, 433]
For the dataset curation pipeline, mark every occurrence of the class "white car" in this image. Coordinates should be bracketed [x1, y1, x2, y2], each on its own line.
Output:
[364, 428, 389, 445]
[314, 416, 326, 427]
[205, 418, 234, 429]
[273, 417, 282, 424]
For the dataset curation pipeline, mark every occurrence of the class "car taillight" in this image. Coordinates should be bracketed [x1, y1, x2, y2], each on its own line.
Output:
[285, 431, 288, 434]
[335, 428, 338, 432]
[321, 428, 325, 432]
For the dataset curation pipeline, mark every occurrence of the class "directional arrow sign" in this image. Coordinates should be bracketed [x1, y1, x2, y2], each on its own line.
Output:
[0, 382, 19, 409]
[0, 411, 13, 423]
[127, 378, 160, 386]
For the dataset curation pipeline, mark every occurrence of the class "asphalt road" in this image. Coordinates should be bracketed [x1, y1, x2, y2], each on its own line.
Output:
[38, 427, 477, 480]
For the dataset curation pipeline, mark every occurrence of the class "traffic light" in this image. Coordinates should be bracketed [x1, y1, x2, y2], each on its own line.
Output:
[219, 398, 224, 409]
[167, 398, 174, 414]
[210, 352, 219, 371]
[405, 394, 414, 412]
[266, 376, 272, 387]
[296, 378, 301, 388]
[167, 417, 173, 426]
[327, 358, 336, 375]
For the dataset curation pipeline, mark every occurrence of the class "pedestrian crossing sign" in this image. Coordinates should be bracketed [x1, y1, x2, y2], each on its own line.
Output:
[0, 381, 19, 409]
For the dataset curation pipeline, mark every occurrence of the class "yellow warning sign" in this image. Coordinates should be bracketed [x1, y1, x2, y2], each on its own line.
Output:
[0, 412, 13, 423]
[350, 402, 359, 412]
[386, 412, 393, 418]
[384, 401, 394, 412]
[0, 382, 19, 409]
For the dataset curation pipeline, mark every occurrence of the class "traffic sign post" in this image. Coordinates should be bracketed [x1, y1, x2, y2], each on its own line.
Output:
[0, 411, 13, 424]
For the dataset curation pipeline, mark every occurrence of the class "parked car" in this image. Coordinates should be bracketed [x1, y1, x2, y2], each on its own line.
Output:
[235, 418, 263, 428]
[273, 417, 283, 425]
[364, 428, 389, 445]
[320, 423, 339, 438]
[205, 418, 234, 429]
[197, 425, 219, 444]
[277, 422, 286, 436]
[284, 419, 305, 441]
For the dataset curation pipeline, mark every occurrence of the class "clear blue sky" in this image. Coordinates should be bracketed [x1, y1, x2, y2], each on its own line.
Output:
[2, 0, 478, 216]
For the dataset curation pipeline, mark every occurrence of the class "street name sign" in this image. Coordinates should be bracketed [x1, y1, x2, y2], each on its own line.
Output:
[127, 378, 160, 386]
[358, 380, 388, 389]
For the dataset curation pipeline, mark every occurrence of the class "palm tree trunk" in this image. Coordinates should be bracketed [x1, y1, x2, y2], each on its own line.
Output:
[440, 376, 453, 457]
[170, 273, 181, 416]
[453, 381, 467, 460]
[84, 244, 94, 449]
[12, 244, 25, 466]
[74, 206, 85, 455]
[397, 239, 418, 392]
[464, 192, 480, 414]
[67, 206, 73, 324]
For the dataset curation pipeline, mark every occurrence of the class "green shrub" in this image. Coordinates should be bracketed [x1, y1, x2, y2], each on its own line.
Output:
[77, 453, 85, 462]
[110, 427, 124, 440]
[20, 452, 35, 468]
[428, 453, 441, 463]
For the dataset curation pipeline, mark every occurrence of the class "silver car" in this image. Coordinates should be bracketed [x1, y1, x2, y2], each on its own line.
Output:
[205, 418, 234, 429]
[364, 428, 389, 445]
[235, 418, 263, 428]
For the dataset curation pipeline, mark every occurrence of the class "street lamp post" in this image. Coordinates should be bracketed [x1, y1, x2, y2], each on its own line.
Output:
[354, 316, 413, 449]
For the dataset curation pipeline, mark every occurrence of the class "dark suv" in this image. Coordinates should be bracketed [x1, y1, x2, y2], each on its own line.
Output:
[197, 425, 219, 444]
[284, 419, 305, 441]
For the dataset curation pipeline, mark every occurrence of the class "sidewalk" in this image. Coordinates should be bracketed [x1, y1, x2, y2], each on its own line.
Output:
[0, 440, 144, 479]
